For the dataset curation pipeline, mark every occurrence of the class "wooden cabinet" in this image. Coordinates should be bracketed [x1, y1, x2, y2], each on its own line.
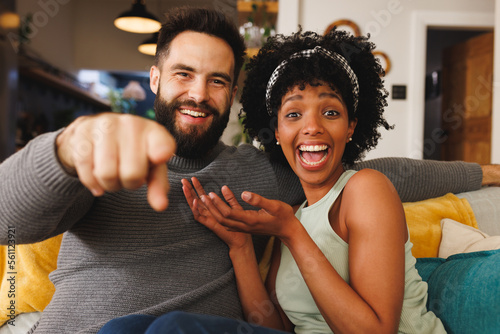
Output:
[441, 32, 494, 164]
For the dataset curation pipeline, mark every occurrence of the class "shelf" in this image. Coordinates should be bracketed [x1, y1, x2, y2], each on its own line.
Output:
[19, 66, 110, 110]
[237, 1, 279, 13]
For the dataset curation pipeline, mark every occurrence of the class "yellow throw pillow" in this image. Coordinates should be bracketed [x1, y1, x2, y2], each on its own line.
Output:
[403, 193, 478, 258]
[0, 234, 62, 325]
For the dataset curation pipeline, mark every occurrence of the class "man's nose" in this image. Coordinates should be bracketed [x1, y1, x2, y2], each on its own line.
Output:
[188, 80, 210, 103]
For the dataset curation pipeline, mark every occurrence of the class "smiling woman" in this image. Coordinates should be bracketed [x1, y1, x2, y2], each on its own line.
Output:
[274, 83, 356, 199]
[242, 28, 392, 168]
[177, 28, 448, 334]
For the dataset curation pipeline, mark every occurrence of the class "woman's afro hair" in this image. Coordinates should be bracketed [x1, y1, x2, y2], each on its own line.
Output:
[240, 28, 392, 167]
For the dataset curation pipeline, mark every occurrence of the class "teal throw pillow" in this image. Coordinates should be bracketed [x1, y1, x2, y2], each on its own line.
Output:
[416, 249, 500, 334]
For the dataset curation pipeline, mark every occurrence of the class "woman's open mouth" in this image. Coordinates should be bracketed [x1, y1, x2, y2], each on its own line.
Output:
[298, 144, 329, 166]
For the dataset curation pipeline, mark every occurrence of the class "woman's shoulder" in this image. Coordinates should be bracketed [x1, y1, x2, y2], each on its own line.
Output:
[342, 169, 406, 233]
[346, 168, 394, 191]
[343, 168, 402, 210]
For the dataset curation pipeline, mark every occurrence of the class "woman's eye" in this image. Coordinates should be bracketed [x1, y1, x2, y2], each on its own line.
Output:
[285, 112, 300, 118]
[324, 109, 339, 116]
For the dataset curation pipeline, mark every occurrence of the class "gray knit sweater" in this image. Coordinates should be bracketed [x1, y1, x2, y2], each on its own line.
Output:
[0, 131, 482, 333]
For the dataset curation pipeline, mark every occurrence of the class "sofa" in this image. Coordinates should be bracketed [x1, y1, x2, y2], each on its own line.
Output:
[1, 187, 499, 334]
[404, 187, 500, 333]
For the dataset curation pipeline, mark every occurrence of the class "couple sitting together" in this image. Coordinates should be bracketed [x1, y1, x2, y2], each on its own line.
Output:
[1, 6, 497, 334]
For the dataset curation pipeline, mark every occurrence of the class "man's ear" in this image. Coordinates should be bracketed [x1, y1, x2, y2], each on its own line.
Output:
[230, 85, 238, 106]
[150, 65, 160, 95]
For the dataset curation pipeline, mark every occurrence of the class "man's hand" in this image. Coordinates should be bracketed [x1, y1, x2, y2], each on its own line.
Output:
[481, 164, 500, 187]
[56, 113, 176, 211]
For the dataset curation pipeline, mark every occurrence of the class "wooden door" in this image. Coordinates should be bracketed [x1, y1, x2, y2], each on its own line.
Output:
[441, 32, 493, 164]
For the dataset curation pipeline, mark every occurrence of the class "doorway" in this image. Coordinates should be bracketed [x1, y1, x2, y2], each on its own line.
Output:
[423, 28, 492, 161]
[408, 11, 494, 160]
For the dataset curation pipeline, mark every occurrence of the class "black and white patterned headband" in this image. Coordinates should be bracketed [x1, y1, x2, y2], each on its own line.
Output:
[265, 46, 359, 116]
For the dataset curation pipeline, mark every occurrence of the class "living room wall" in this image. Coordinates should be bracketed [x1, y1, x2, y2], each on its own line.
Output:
[14, 0, 500, 162]
[16, 0, 237, 73]
[16, 0, 75, 73]
[278, 0, 498, 162]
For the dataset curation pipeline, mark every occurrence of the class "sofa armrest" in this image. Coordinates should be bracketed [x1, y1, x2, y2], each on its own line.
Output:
[456, 187, 500, 236]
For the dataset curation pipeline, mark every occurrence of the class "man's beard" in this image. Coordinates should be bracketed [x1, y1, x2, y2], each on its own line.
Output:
[154, 94, 231, 159]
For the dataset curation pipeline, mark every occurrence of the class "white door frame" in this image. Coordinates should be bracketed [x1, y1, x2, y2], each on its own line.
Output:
[493, 1, 500, 163]
[408, 11, 495, 159]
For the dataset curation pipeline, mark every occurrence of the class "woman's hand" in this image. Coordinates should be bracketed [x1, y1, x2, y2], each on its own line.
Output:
[182, 177, 251, 249]
[203, 188, 302, 242]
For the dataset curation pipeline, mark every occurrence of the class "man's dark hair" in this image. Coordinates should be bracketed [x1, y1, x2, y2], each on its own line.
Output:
[241, 28, 392, 167]
[155, 7, 246, 87]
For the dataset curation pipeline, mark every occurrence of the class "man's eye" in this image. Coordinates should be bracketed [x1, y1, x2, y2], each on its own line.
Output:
[212, 79, 226, 86]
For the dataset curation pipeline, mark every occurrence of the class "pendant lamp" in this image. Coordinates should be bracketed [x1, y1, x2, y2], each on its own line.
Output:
[0, 11, 21, 30]
[114, 0, 161, 34]
[138, 32, 158, 56]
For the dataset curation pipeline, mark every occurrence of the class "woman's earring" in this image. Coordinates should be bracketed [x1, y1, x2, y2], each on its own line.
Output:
[348, 138, 352, 142]
[276, 141, 280, 145]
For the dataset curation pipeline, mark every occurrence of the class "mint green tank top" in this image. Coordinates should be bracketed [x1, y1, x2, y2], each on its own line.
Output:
[275, 170, 446, 333]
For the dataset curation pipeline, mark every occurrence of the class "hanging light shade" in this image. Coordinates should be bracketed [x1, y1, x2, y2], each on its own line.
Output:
[138, 32, 158, 56]
[0, 12, 21, 30]
[114, 0, 161, 34]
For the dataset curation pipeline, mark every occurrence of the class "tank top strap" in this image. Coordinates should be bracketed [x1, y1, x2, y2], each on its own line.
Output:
[322, 169, 357, 211]
[297, 170, 358, 218]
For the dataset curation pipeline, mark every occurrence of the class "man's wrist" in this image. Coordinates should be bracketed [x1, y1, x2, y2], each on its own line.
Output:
[55, 130, 78, 177]
[481, 164, 500, 186]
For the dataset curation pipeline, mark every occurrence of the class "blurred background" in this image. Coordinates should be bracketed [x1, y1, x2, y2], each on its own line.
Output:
[1, 0, 499, 164]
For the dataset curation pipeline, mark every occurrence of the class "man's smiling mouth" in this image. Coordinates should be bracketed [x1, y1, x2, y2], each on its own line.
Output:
[298, 144, 328, 166]
[180, 109, 208, 118]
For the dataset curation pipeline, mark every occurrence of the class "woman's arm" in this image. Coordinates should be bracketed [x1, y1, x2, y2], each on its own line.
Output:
[182, 178, 287, 331]
[282, 169, 406, 333]
[264, 238, 295, 332]
[213, 169, 407, 333]
[229, 236, 286, 330]
[229, 235, 295, 331]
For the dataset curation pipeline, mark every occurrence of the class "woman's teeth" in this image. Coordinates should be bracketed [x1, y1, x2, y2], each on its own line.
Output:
[180, 109, 207, 118]
[299, 144, 328, 152]
[299, 145, 328, 166]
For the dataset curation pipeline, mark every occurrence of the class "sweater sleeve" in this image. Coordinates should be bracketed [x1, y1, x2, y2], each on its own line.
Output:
[271, 159, 305, 206]
[0, 130, 94, 244]
[351, 157, 483, 202]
